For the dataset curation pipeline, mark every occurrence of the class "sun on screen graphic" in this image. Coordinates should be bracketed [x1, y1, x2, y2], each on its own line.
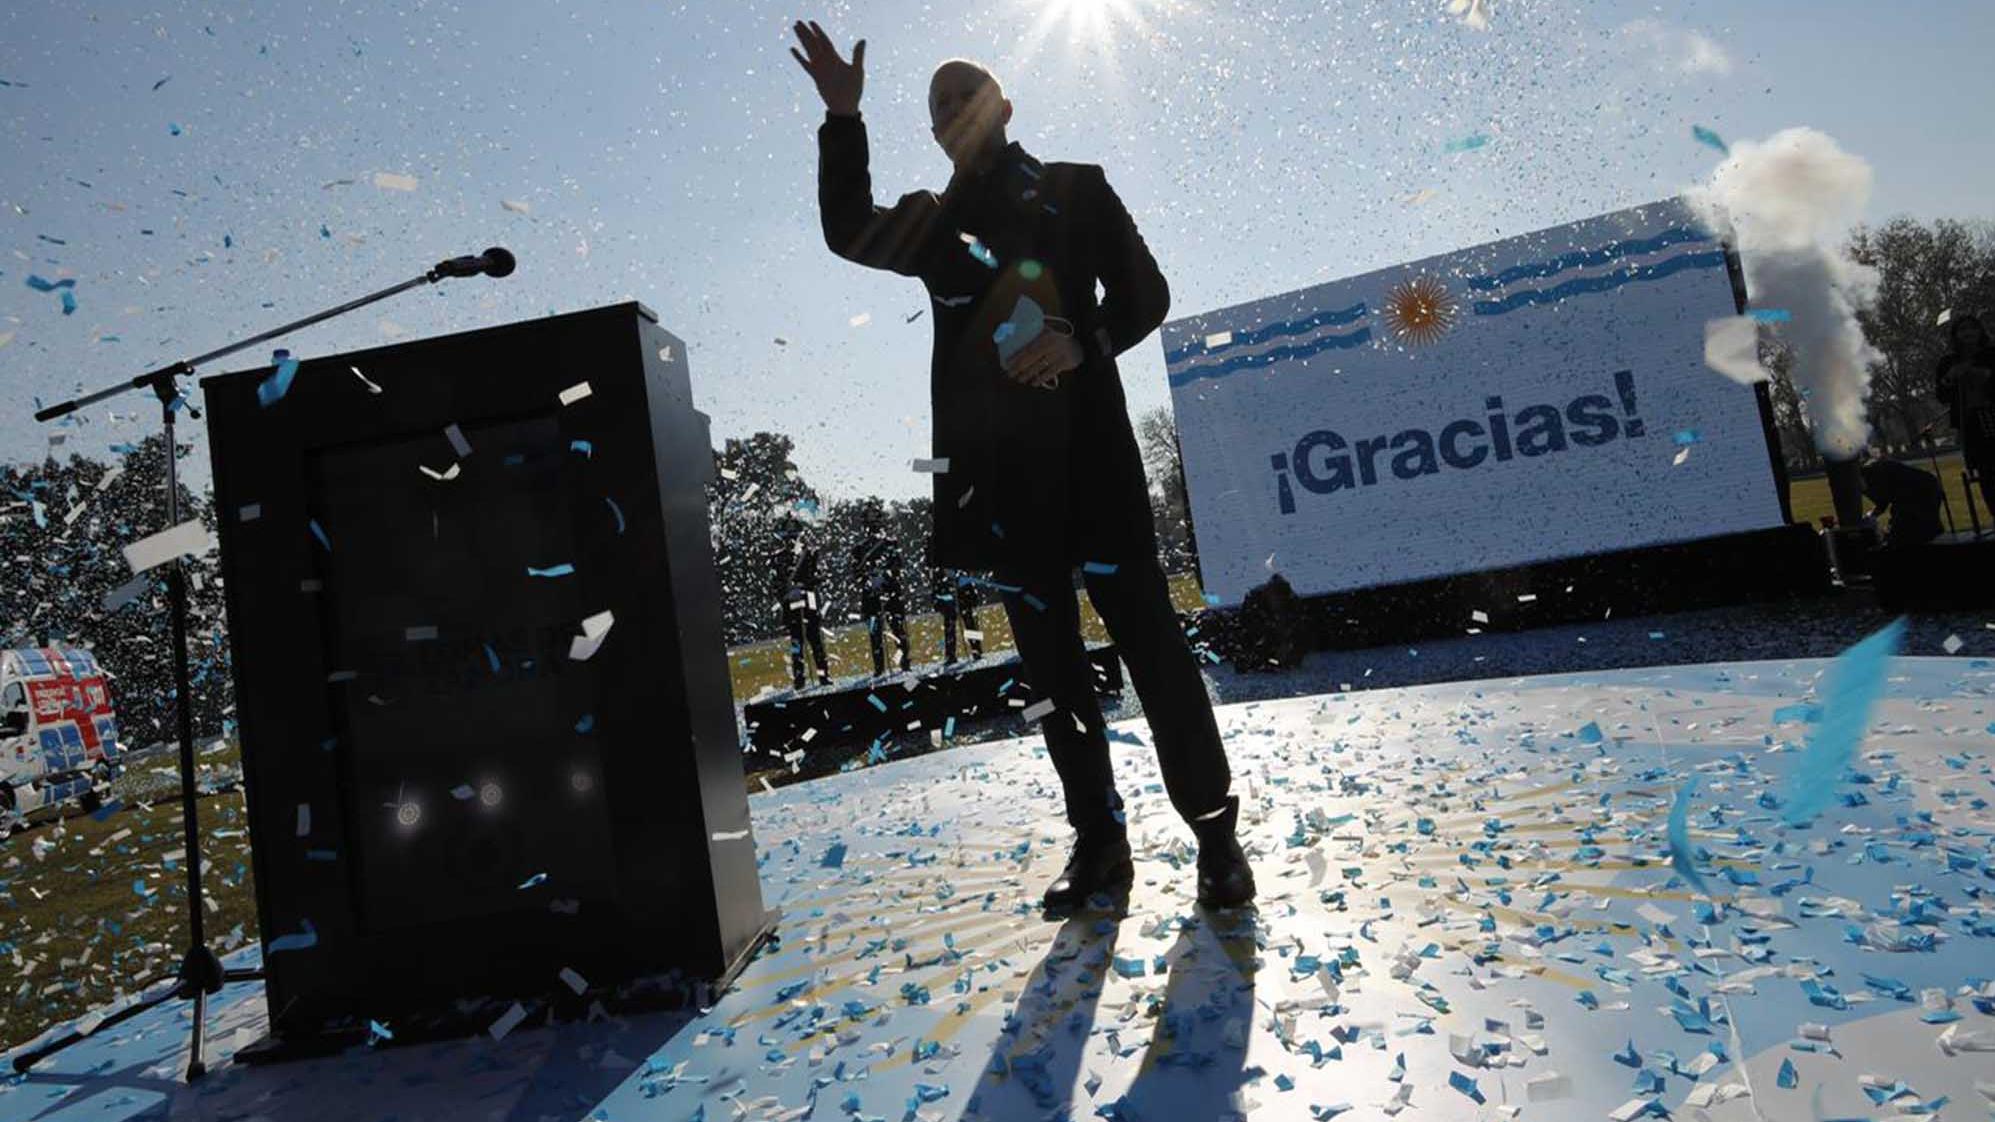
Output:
[1382, 276, 1459, 346]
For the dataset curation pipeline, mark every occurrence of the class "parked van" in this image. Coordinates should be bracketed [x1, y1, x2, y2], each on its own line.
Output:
[1, 645, 123, 821]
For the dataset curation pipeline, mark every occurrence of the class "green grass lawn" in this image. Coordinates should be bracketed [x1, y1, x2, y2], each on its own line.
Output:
[0, 788, 261, 1055]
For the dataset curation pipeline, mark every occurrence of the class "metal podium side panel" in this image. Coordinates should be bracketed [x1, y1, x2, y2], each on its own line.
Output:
[638, 321, 768, 969]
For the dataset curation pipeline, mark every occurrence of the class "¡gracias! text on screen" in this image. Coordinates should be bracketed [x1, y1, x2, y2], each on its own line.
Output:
[1270, 369, 1647, 515]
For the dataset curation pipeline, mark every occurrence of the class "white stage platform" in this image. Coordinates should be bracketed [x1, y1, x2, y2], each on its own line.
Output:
[4, 656, 1992, 1121]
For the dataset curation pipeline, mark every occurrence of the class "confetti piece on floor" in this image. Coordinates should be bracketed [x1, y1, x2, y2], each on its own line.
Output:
[488, 1002, 527, 1041]
[372, 171, 419, 191]
[912, 458, 949, 473]
[1781, 618, 1903, 826]
[500, 198, 531, 214]
[1021, 698, 1056, 722]
[265, 919, 318, 954]
[1443, 132, 1489, 153]
[849, 312, 871, 327]
[1748, 308, 1791, 323]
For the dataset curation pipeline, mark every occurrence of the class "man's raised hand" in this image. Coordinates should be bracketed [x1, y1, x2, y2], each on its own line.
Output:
[790, 21, 865, 117]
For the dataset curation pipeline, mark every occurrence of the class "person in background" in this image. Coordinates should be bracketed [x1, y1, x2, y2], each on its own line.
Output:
[781, 526, 833, 689]
[934, 566, 984, 665]
[790, 20, 1254, 912]
[852, 503, 910, 676]
[1934, 313, 1995, 523]
[1859, 453, 1944, 548]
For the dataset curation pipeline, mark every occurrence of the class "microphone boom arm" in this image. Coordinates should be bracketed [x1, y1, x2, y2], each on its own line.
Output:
[33, 250, 511, 423]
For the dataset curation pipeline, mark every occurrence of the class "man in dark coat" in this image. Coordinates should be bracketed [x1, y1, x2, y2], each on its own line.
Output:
[790, 20, 1253, 912]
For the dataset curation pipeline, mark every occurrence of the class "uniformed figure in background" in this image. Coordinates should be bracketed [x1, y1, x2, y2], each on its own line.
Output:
[851, 503, 910, 677]
[781, 527, 833, 689]
[933, 566, 984, 666]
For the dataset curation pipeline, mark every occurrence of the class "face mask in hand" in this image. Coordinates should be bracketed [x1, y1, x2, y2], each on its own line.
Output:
[992, 295, 1047, 367]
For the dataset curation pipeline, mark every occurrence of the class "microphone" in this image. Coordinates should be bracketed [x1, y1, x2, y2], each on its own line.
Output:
[430, 247, 516, 280]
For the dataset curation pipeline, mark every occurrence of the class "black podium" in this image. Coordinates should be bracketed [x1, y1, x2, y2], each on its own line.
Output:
[202, 302, 774, 1053]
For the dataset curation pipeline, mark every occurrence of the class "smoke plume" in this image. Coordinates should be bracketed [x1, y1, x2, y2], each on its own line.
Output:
[1687, 127, 1880, 458]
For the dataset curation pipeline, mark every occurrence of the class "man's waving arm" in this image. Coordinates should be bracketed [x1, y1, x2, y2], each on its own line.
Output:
[817, 116, 940, 276]
[1085, 165, 1170, 364]
[792, 20, 938, 277]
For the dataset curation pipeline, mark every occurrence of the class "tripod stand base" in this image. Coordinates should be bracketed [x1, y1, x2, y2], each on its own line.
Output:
[10, 962, 262, 1077]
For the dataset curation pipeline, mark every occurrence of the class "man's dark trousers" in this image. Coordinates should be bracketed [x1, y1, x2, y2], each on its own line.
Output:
[997, 556, 1230, 834]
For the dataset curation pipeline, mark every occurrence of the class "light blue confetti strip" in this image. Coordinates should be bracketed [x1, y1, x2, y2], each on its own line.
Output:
[1082, 561, 1118, 575]
[1691, 124, 1730, 155]
[368, 1020, 393, 1042]
[526, 563, 576, 578]
[965, 238, 998, 268]
[483, 643, 501, 674]
[1023, 593, 1047, 612]
[1443, 133, 1489, 153]
[570, 439, 593, 457]
[605, 496, 625, 534]
[1749, 308, 1792, 323]
[574, 713, 594, 733]
[820, 842, 847, 869]
[866, 693, 887, 712]
[257, 350, 300, 407]
[518, 872, 547, 889]
[59, 290, 77, 315]
[266, 919, 318, 953]
[1672, 429, 1702, 446]
[308, 519, 332, 551]
[1782, 618, 1904, 827]
[1576, 721, 1603, 744]
[1668, 779, 1713, 898]
[943, 716, 955, 739]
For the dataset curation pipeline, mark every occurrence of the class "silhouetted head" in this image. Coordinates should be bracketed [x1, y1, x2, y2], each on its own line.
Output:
[929, 59, 1012, 171]
[1949, 313, 1987, 354]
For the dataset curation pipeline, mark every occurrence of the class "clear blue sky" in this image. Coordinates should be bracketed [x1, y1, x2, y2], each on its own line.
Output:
[3, 0, 1990, 502]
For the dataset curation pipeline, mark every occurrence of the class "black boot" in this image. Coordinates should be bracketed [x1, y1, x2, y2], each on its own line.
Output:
[1042, 828, 1134, 913]
[1191, 795, 1255, 910]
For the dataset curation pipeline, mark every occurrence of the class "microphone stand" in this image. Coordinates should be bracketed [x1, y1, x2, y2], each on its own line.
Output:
[14, 251, 512, 1080]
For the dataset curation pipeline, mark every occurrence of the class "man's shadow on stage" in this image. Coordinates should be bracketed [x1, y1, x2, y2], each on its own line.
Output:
[965, 895, 1259, 1120]
[1114, 906, 1261, 1120]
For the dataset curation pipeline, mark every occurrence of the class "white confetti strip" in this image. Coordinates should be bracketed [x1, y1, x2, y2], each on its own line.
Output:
[122, 519, 212, 573]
